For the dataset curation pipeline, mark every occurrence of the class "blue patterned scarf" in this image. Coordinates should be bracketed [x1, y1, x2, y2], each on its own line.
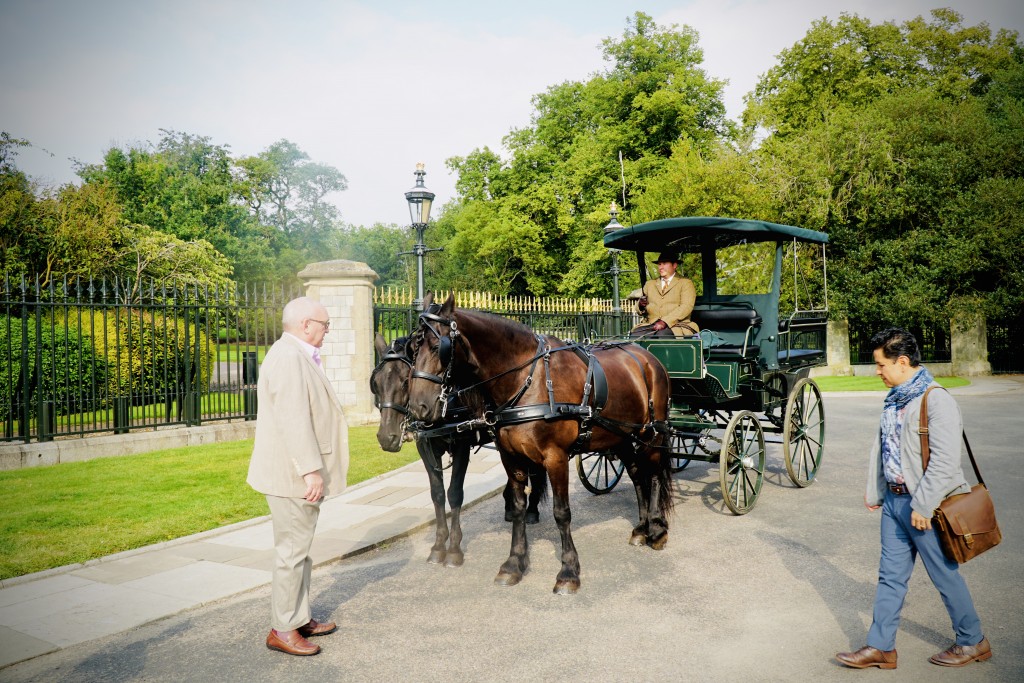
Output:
[880, 367, 933, 484]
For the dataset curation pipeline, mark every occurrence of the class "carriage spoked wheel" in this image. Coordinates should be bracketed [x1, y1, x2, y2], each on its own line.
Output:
[782, 377, 826, 487]
[577, 450, 625, 494]
[668, 428, 705, 472]
[719, 410, 766, 515]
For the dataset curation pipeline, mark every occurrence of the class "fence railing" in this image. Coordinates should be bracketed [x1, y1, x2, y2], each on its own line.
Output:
[1, 276, 299, 443]
[374, 286, 615, 313]
[987, 316, 1024, 374]
[373, 288, 635, 347]
[847, 320, 952, 365]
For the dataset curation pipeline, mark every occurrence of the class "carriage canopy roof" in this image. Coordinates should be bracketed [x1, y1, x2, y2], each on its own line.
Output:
[603, 216, 829, 253]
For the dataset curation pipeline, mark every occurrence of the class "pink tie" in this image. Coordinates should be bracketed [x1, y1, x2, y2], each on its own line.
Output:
[312, 349, 322, 367]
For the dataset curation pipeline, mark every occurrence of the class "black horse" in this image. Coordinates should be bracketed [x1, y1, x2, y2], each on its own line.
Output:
[408, 294, 674, 593]
[371, 328, 545, 568]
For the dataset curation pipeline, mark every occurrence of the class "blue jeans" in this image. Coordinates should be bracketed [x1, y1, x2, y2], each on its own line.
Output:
[866, 490, 983, 650]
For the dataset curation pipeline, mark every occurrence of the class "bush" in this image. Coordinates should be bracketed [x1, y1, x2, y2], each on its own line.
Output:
[68, 308, 214, 407]
[0, 315, 110, 422]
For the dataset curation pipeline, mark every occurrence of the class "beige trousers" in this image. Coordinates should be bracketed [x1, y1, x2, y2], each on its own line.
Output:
[265, 495, 321, 631]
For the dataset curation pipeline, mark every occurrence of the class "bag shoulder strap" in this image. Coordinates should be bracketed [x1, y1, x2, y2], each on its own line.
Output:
[919, 386, 985, 486]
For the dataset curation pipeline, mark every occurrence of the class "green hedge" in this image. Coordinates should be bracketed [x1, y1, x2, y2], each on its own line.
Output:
[67, 308, 214, 405]
[0, 315, 110, 422]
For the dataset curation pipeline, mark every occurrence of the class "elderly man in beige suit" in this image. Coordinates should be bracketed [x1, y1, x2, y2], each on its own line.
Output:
[247, 296, 349, 656]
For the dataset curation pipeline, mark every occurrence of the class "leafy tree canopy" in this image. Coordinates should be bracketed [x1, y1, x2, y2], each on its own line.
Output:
[744, 8, 1022, 136]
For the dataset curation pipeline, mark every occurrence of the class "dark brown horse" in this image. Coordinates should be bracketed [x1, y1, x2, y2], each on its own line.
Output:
[408, 295, 674, 593]
[371, 331, 545, 567]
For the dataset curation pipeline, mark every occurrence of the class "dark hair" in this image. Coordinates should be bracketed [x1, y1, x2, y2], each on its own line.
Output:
[869, 327, 921, 366]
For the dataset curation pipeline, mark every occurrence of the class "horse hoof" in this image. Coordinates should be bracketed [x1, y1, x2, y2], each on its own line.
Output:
[427, 549, 446, 564]
[444, 552, 464, 568]
[553, 579, 580, 595]
[647, 534, 668, 550]
[525, 510, 540, 525]
[628, 532, 647, 546]
[494, 571, 522, 586]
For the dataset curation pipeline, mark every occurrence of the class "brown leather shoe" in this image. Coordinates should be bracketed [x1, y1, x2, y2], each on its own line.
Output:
[266, 629, 320, 656]
[835, 646, 897, 669]
[929, 637, 992, 667]
[298, 618, 337, 637]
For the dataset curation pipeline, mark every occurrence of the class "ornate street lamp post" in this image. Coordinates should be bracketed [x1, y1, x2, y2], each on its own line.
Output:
[602, 201, 634, 335]
[603, 201, 625, 315]
[399, 163, 440, 309]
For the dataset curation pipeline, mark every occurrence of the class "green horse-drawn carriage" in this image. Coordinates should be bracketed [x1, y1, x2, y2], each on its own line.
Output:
[577, 217, 830, 514]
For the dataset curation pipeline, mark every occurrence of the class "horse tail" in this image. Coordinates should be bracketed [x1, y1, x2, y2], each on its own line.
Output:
[655, 434, 675, 518]
[643, 349, 674, 520]
[531, 466, 549, 504]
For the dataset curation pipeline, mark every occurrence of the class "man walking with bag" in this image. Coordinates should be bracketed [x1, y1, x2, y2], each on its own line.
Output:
[836, 327, 991, 670]
[247, 296, 349, 656]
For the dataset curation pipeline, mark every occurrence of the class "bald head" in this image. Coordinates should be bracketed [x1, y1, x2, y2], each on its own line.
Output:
[282, 296, 330, 346]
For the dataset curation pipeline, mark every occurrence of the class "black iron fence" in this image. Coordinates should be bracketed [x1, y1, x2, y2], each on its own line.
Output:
[847, 319, 952, 365]
[1, 276, 298, 443]
[987, 315, 1024, 374]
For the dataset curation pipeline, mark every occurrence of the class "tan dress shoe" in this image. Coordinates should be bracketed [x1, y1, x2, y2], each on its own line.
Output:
[266, 629, 321, 656]
[835, 646, 897, 669]
[929, 637, 992, 667]
[298, 618, 337, 637]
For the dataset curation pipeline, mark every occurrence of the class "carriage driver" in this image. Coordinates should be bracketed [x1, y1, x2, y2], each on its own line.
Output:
[630, 252, 700, 338]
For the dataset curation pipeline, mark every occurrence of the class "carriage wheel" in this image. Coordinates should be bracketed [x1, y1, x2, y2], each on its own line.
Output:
[719, 411, 765, 515]
[783, 378, 826, 487]
[577, 451, 625, 494]
[668, 430, 701, 472]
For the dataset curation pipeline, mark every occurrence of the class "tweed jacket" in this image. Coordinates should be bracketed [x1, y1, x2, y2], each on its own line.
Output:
[247, 334, 348, 499]
[634, 275, 700, 337]
[865, 381, 971, 518]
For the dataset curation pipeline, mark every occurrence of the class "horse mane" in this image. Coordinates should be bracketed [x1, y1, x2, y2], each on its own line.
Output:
[459, 308, 545, 343]
[451, 308, 537, 415]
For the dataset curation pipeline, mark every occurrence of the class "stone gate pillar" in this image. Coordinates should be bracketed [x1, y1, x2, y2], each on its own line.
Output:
[951, 313, 992, 376]
[298, 260, 379, 425]
[826, 318, 853, 376]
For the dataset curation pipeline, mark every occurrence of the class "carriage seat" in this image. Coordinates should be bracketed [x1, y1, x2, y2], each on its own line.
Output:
[776, 314, 828, 366]
[691, 308, 762, 331]
[690, 307, 762, 359]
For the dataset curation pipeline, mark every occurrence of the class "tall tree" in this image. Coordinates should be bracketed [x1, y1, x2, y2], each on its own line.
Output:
[78, 130, 272, 282]
[0, 133, 39, 275]
[439, 12, 730, 297]
[235, 139, 347, 248]
[744, 8, 1021, 137]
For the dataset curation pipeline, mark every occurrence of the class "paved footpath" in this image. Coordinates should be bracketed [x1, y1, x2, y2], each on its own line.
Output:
[0, 447, 509, 669]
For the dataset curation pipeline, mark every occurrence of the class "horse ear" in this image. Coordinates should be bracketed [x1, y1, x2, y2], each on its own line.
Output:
[442, 292, 456, 315]
[422, 292, 434, 309]
[374, 333, 388, 357]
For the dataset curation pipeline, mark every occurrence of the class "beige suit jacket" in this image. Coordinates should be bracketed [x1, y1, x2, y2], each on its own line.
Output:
[635, 276, 700, 337]
[247, 334, 348, 499]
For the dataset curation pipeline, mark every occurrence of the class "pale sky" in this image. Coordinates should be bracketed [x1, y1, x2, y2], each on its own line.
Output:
[2, 0, 1021, 228]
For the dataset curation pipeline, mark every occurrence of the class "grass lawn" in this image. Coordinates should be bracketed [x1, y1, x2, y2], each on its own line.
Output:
[0, 425, 419, 580]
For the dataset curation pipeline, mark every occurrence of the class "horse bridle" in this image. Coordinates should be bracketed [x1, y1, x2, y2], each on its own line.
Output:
[412, 309, 462, 416]
[370, 339, 414, 417]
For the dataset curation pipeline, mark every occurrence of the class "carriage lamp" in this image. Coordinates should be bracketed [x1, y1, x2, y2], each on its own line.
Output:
[401, 163, 441, 309]
[603, 201, 625, 316]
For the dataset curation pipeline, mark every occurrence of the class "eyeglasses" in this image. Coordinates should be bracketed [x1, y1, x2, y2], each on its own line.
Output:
[308, 319, 331, 331]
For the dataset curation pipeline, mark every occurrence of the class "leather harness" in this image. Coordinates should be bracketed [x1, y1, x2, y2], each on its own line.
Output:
[412, 310, 666, 453]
